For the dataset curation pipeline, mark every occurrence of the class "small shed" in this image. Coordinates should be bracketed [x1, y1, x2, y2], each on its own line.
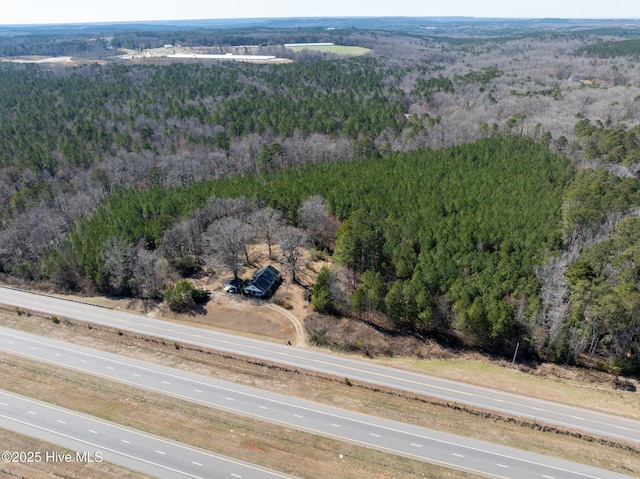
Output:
[244, 265, 280, 298]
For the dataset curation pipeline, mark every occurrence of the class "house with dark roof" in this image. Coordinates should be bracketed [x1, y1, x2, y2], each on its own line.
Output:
[244, 265, 281, 298]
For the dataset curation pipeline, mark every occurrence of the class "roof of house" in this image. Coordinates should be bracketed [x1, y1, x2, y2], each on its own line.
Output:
[246, 265, 280, 294]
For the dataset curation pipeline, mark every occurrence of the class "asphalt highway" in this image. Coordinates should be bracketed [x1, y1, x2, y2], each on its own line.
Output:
[0, 326, 634, 479]
[0, 389, 299, 479]
[0, 286, 638, 447]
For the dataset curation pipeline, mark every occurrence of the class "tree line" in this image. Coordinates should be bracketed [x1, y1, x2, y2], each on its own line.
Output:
[41, 137, 586, 360]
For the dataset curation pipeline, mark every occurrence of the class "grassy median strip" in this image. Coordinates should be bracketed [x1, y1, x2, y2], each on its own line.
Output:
[1, 306, 639, 478]
[0, 352, 482, 479]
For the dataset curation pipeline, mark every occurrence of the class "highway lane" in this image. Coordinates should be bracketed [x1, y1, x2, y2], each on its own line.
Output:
[0, 390, 299, 479]
[1, 286, 640, 446]
[0, 326, 634, 479]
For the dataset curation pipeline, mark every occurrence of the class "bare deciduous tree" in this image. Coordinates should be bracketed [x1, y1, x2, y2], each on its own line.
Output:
[203, 217, 251, 279]
[280, 226, 307, 284]
[201, 196, 255, 227]
[297, 195, 336, 250]
[248, 207, 285, 260]
[132, 247, 166, 298]
[161, 218, 203, 275]
[100, 236, 134, 295]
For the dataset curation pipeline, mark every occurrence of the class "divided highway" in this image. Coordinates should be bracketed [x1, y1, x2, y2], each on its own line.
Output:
[0, 326, 634, 479]
[0, 389, 299, 479]
[0, 286, 638, 446]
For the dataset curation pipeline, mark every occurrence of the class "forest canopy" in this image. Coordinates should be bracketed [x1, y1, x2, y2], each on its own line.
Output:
[3, 20, 640, 371]
[46, 137, 574, 357]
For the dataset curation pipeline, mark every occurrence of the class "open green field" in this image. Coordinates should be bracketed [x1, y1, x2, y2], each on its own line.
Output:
[288, 44, 371, 55]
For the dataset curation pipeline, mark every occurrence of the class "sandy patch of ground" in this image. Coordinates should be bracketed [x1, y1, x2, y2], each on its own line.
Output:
[0, 56, 108, 67]
[163, 294, 298, 343]
[0, 56, 72, 63]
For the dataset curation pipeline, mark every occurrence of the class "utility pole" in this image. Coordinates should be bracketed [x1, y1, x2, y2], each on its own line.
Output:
[511, 341, 520, 367]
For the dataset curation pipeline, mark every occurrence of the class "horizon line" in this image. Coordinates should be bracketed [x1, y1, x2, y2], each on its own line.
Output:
[1, 15, 639, 28]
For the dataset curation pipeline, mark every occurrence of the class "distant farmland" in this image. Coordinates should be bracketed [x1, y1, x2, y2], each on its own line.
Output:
[287, 44, 371, 56]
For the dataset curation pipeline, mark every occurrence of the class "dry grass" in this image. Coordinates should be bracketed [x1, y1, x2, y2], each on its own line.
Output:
[0, 352, 481, 479]
[305, 312, 640, 421]
[379, 356, 640, 420]
[1, 307, 639, 478]
[305, 312, 429, 357]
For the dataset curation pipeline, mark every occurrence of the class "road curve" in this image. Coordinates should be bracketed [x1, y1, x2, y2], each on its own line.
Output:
[1, 286, 639, 447]
[0, 389, 299, 479]
[0, 326, 634, 479]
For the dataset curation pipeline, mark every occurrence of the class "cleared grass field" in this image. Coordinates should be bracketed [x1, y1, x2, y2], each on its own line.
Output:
[288, 45, 371, 55]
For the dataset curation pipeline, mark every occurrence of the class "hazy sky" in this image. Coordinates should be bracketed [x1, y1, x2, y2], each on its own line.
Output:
[2, 0, 639, 25]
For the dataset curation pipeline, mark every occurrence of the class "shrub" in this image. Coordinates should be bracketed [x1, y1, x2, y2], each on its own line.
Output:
[191, 287, 211, 304]
[165, 280, 210, 311]
[311, 265, 337, 314]
[165, 280, 195, 312]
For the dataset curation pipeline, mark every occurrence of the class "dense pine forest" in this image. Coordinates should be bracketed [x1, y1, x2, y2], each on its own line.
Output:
[2, 18, 640, 372]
